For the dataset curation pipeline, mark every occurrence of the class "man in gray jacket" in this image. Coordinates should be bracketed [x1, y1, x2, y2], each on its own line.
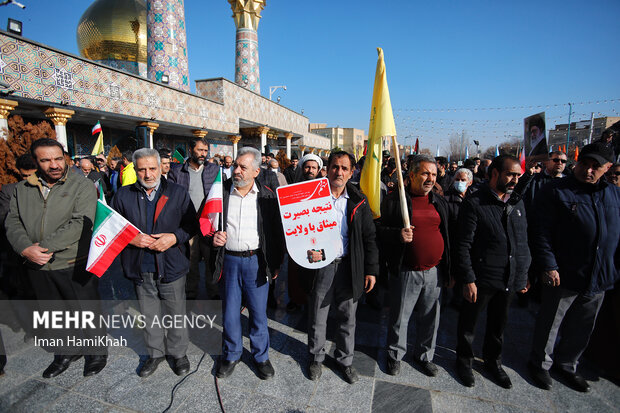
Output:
[6, 138, 106, 379]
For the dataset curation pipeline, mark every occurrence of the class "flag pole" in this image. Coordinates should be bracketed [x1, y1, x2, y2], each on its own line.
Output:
[391, 136, 410, 229]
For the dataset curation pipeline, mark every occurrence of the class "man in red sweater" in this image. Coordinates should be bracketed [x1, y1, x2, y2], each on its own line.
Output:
[378, 154, 452, 377]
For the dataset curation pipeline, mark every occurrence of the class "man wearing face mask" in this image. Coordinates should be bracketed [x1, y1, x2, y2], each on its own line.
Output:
[528, 142, 619, 392]
[168, 137, 220, 301]
[455, 154, 531, 389]
[112, 148, 196, 377]
[379, 154, 452, 378]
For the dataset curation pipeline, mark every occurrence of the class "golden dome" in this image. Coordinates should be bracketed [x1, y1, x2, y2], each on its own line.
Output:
[77, 0, 147, 66]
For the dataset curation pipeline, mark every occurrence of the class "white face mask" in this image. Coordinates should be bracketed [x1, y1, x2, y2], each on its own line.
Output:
[453, 180, 468, 194]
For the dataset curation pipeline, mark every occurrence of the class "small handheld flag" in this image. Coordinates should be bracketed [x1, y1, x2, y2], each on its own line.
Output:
[495, 145, 500, 157]
[173, 149, 184, 164]
[91, 121, 104, 156]
[92, 121, 102, 136]
[199, 168, 223, 236]
[414, 138, 419, 154]
[519, 147, 526, 173]
[86, 191, 140, 277]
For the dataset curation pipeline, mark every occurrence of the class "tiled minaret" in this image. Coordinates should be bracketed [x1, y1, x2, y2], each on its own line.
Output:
[147, 0, 189, 91]
[229, 0, 265, 94]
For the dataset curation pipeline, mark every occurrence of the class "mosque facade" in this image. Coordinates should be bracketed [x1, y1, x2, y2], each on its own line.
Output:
[0, 0, 330, 159]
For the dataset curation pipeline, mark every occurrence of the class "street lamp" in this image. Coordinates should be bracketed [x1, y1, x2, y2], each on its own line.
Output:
[473, 140, 480, 156]
[269, 85, 286, 100]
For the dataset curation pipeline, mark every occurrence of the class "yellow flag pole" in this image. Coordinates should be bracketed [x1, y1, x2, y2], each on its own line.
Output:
[391, 136, 410, 229]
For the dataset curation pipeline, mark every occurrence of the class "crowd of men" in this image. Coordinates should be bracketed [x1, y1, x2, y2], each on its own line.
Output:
[0, 133, 618, 397]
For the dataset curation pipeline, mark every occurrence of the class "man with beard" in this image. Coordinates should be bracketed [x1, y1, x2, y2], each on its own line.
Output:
[519, 150, 568, 213]
[285, 153, 323, 313]
[212, 147, 284, 380]
[455, 154, 531, 389]
[222, 156, 234, 180]
[112, 149, 196, 377]
[168, 137, 220, 300]
[528, 143, 619, 392]
[6, 138, 107, 378]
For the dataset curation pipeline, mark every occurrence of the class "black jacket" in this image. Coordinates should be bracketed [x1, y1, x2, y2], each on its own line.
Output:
[256, 168, 280, 190]
[456, 185, 531, 292]
[303, 183, 379, 302]
[212, 179, 285, 284]
[378, 188, 451, 282]
[168, 160, 220, 198]
[531, 176, 620, 296]
[111, 178, 197, 284]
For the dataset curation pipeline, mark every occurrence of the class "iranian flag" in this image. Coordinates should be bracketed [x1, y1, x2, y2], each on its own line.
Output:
[86, 194, 140, 277]
[199, 168, 223, 236]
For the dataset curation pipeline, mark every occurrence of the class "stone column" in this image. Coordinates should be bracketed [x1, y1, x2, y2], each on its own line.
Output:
[140, 121, 159, 148]
[229, 134, 242, 158]
[284, 132, 293, 159]
[229, 0, 265, 93]
[44, 107, 75, 151]
[257, 126, 269, 153]
[0, 99, 18, 139]
[147, 0, 190, 91]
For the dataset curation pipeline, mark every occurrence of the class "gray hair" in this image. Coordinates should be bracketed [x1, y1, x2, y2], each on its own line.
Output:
[409, 154, 437, 175]
[451, 168, 473, 184]
[132, 148, 160, 165]
[237, 146, 261, 170]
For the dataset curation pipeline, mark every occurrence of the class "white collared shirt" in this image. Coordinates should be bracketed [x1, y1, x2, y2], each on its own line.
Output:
[331, 188, 350, 258]
[225, 182, 260, 251]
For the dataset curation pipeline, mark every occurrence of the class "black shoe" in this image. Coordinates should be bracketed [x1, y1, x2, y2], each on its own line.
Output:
[555, 368, 590, 392]
[528, 362, 552, 390]
[484, 361, 512, 389]
[254, 359, 275, 380]
[216, 359, 239, 378]
[0, 354, 6, 375]
[386, 357, 400, 376]
[84, 355, 107, 377]
[308, 361, 322, 381]
[172, 356, 190, 376]
[418, 360, 438, 377]
[286, 302, 301, 313]
[42, 355, 82, 379]
[456, 363, 475, 387]
[339, 364, 359, 384]
[138, 356, 164, 378]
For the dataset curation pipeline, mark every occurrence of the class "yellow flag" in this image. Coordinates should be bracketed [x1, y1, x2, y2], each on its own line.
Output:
[360, 48, 397, 219]
[91, 132, 104, 156]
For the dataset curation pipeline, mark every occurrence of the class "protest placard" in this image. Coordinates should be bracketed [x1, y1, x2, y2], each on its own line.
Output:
[276, 177, 341, 269]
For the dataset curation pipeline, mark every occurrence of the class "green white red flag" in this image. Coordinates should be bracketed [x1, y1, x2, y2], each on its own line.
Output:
[199, 168, 223, 236]
[86, 193, 140, 277]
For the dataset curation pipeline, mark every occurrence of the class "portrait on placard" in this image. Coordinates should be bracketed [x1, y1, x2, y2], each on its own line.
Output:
[524, 112, 548, 158]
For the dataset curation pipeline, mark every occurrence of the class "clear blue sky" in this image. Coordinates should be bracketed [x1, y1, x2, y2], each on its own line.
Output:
[3, 0, 620, 153]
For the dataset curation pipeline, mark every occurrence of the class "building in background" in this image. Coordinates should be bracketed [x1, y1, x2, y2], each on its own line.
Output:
[548, 116, 620, 147]
[310, 125, 366, 159]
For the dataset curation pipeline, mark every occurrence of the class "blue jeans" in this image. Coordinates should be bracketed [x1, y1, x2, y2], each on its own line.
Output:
[220, 254, 270, 362]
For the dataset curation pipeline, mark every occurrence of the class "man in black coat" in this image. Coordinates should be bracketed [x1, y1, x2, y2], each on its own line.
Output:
[528, 143, 619, 392]
[168, 137, 220, 300]
[212, 147, 284, 381]
[112, 148, 197, 378]
[305, 151, 379, 384]
[455, 154, 531, 389]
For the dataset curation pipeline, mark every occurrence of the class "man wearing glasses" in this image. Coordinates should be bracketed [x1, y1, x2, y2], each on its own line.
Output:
[519, 151, 568, 213]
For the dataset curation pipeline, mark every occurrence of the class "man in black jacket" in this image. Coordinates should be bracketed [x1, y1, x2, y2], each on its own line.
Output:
[112, 148, 197, 378]
[168, 137, 220, 300]
[212, 147, 284, 381]
[455, 154, 531, 389]
[379, 154, 451, 378]
[528, 143, 619, 392]
[305, 151, 379, 384]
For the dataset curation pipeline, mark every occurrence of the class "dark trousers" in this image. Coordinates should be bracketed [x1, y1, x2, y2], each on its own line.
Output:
[308, 259, 357, 367]
[135, 273, 188, 358]
[186, 235, 217, 299]
[456, 286, 512, 367]
[28, 266, 107, 356]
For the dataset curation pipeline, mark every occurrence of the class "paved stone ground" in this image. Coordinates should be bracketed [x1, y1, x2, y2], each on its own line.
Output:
[0, 260, 618, 412]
